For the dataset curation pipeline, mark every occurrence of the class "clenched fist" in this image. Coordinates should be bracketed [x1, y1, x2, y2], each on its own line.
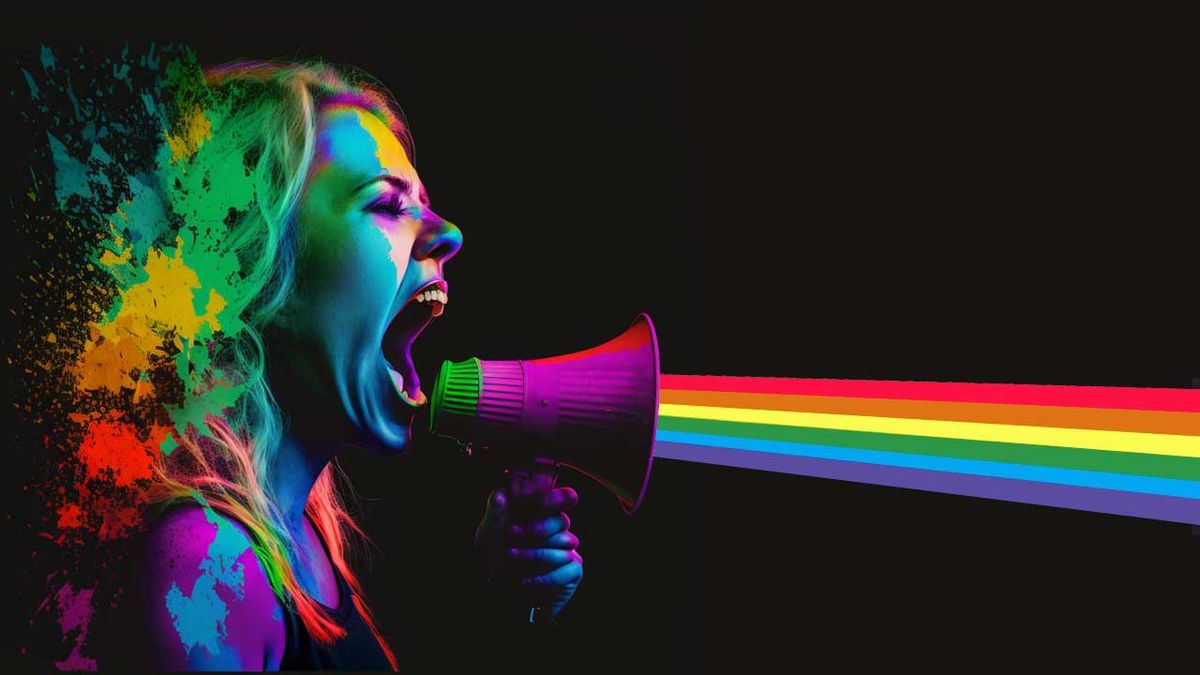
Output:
[475, 486, 583, 620]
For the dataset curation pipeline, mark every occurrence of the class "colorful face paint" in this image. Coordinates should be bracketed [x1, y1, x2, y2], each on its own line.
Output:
[270, 105, 462, 452]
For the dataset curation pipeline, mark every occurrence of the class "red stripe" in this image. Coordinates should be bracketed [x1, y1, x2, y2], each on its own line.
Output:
[660, 375, 1200, 412]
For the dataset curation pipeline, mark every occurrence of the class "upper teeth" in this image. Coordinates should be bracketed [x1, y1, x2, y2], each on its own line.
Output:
[415, 288, 447, 304]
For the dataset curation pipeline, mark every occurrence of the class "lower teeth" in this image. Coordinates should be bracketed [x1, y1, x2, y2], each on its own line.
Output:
[389, 366, 426, 407]
[401, 390, 427, 406]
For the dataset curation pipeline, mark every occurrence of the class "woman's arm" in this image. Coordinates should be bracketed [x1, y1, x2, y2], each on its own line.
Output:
[136, 505, 286, 671]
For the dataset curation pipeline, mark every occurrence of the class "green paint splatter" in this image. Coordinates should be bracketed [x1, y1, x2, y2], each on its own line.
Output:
[47, 132, 93, 207]
[22, 68, 38, 99]
[40, 44, 56, 71]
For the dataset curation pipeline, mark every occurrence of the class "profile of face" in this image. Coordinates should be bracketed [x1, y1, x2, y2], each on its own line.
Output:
[267, 104, 462, 454]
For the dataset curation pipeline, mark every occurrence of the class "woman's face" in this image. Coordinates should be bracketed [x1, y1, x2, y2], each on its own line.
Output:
[270, 104, 462, 454]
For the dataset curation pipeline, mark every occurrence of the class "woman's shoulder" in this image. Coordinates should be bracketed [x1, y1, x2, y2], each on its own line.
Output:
[135, 503, 287, 670]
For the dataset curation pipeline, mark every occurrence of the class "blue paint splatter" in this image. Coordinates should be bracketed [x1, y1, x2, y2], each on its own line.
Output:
[162, 496, 251, 659]
[165, 577, 227, 658]
[40, 44, 56, 71]
[47, 133, 92, 207]
[22, 68, 38, 99]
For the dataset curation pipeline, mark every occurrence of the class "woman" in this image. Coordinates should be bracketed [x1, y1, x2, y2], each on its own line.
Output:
[121, 60, 584, 671]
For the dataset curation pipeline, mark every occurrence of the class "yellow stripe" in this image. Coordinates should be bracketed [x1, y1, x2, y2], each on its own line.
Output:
[658, 404, 1200, 459]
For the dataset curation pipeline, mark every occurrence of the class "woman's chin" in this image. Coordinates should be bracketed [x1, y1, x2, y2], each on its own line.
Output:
[366, 362, 422, 454]
[372, 414, 415, 454]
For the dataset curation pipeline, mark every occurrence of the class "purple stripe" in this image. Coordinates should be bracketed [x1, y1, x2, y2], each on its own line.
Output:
[654, 441, 1200, 525]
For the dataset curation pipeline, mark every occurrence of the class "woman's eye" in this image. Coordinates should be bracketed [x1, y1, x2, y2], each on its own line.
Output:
[368, 193, 407, 217]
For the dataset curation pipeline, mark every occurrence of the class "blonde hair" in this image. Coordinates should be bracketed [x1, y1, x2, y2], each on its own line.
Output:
[148, 58, 414, 670]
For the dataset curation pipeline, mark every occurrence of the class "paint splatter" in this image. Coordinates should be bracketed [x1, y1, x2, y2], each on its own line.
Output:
[163, 497, 250, 659]
[43, 583, 98, 671]
[13, 43, 266, 669]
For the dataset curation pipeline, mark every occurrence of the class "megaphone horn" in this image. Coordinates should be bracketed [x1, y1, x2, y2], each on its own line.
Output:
[429, 313, 660, 514]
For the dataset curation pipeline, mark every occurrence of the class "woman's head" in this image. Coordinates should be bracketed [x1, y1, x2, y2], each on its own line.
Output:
[201, 61, 462, 458]
[267, 100, 462, 456]
[143, 58, 457, 660]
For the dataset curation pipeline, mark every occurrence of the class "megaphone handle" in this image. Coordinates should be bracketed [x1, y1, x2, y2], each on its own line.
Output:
[506, 458, 559, 624]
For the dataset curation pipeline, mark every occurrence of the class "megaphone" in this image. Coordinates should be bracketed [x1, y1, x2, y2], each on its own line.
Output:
[428, 313, 661, 515]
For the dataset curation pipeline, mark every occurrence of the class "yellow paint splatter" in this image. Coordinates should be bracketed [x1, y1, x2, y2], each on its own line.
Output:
[98, 231, 132, 267]
[73, 237, 225, 394]
[165, 105, 212, 164]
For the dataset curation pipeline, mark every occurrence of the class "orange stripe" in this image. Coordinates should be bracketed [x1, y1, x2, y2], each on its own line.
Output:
[659, 389, 1200, 436]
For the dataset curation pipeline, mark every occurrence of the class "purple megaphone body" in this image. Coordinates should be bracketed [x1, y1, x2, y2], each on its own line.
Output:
[428, 313, 661, 514]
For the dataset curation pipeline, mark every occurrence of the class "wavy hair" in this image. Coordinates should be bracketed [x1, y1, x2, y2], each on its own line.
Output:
[145, 58, 412, 670]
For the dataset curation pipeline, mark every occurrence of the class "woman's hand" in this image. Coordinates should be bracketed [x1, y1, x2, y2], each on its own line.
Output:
[475, 485, 583, 620]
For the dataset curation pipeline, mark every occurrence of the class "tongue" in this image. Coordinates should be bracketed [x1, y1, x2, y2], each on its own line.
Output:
[402, 349, 421, 397]
[383, 299, 433, 386]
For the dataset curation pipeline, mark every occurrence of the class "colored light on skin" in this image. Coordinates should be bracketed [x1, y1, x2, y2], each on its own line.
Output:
[274, 105, 460, 451]
[308, 106, 432, 289]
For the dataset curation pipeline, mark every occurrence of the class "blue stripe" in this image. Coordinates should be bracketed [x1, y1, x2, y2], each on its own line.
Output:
[655, 430, 1200, 499]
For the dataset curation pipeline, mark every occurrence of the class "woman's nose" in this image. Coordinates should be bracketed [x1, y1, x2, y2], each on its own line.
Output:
[412, 208, 463, 263]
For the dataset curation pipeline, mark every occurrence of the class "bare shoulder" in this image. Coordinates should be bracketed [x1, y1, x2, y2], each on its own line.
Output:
[137, 504, 287, 671]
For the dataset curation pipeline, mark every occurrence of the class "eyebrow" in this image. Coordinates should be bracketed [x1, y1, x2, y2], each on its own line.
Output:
[354, 175, 430, 206]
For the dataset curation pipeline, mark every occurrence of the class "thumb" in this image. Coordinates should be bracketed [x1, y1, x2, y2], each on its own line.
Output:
[476, 488, 508, 540]
[485, 487, 508, 520]
[476, 488, 509, 582]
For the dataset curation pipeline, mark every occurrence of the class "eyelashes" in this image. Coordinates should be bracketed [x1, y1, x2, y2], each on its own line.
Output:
[367, 192, 409, 218]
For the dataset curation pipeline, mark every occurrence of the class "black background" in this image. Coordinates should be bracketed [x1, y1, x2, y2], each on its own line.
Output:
[5, 8, 1197, 673]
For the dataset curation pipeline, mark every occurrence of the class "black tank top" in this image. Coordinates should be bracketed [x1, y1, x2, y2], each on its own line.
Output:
[279, 516, 396, 671]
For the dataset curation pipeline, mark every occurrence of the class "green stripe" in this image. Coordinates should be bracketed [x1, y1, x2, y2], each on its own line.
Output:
[658, 416, 1200, 482]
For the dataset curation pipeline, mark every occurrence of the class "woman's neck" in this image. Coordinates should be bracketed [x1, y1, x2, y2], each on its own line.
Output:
[271, 432, 335, 532]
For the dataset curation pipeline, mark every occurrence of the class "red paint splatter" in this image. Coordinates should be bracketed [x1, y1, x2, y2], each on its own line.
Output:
[56, 503, 83, 529]
[76, 412, 154, 487]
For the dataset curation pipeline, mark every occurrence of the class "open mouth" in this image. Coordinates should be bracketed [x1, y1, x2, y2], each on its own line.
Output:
[382, 279, 447, 409]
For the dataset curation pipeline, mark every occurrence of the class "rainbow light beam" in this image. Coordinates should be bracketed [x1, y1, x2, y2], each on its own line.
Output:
[654, 375, 1200, 525]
